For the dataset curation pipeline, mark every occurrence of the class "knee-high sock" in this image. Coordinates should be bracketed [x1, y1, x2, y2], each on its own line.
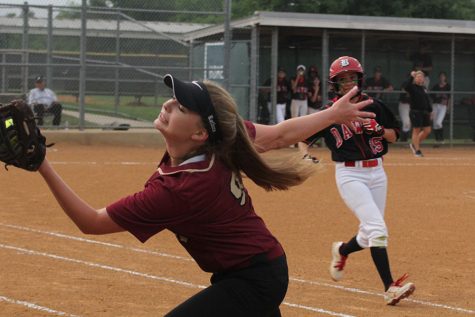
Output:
[339, 236, 363, 256]
[370, 247, 394, 291]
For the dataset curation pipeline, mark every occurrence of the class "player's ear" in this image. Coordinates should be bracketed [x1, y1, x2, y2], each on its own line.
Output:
[191, 127, 209, 143]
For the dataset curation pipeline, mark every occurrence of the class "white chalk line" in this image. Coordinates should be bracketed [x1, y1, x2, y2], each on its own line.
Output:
[289, 277, 475, 314]
[0, 223, 193, 262]
[2, 223, 474, 314]
[0, 243, 355, 317]
[0, 295, 81, 317]
[282, 302, 355, 317]
[0, 243, 204, 289]
[462, 191, 475, 200]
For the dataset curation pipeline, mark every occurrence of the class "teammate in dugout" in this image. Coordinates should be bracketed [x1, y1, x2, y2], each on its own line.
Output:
[35, 74, 374, 316]
[304, 56, 415, 305]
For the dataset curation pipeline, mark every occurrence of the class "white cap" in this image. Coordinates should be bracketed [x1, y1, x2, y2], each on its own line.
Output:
[297, 65, 306, 71]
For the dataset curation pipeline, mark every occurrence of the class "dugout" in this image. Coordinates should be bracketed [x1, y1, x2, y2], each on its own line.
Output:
[185, 11, 475, 142]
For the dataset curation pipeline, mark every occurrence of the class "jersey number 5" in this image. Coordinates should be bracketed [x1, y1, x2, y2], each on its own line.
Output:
[230, 172, 246, 206]
[369, 137, 384, 154]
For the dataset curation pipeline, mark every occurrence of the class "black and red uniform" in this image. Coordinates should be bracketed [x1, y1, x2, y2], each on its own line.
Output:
[306, 94, 400, 162]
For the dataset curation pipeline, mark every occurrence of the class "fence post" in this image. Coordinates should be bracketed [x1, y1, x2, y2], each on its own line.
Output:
[449, 34, 455, 146]
[22, 3, 29, 95]
[46, 5, 53, 89]
[321, 29, 329, 107]
[223, 0, 231, 90]
[79, 0, 87, 130]
[114, 9, 120, 115]
[270, 27, 278, 124]
[249, 24, 259, 122]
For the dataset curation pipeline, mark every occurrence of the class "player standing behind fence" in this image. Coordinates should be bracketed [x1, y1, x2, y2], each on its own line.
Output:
[299, 65, 322, 163]
[431, 71, 451, 146]
[304, 56, 415, 306]
[404, 70, 433, 157]
[398, 80, 412, 142]
[35, 74, 373, 316]
[263, 67, 291, 124]
[290, 65, 310, 132]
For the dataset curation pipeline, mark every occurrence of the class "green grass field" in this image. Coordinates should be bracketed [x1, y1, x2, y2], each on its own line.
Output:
[59, 95, 166, 122]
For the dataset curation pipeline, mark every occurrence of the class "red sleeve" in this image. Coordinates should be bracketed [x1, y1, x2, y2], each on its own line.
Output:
[243, 120, 256, 141]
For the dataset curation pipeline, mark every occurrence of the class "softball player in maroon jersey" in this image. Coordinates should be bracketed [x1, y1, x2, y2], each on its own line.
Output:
[36, 74, 373, 316]
[306, 56, 415, 305]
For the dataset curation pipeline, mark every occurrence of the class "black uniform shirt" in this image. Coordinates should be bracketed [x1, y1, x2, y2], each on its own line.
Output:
[403, 78, 432, 112]
[306, 94, 400, 162]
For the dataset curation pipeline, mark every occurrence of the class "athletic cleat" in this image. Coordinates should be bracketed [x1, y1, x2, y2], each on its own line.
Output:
[415, 150, 424, 157]
[329, 242, 347, 281]
[384, 273, 416, 305]
[409, 143, 417, 155]
[303, 154, 320, 164]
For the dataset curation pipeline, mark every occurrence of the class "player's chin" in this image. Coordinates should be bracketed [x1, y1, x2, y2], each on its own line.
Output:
[153, 118, 165, 131]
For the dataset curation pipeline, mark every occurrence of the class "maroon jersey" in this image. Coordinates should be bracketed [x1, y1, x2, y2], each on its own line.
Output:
[306, 94, 400, 162]
[107, 126, 280, 273]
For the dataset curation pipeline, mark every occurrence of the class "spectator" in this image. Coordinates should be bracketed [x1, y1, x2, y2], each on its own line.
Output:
[431, 71, 451, 145]
[263, 67, 292, 124]
[364, 66, 393, 99]
[28, 75, 62, 126]
[403, 71, 432, 157]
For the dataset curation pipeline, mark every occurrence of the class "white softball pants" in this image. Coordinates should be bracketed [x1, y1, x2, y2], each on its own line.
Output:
[275, 103, 287, 124]
[335, 158, 388, 248]
[290, 99, 308, 118]
[432, 103, 447, 130]
[398, 102, 411, 133]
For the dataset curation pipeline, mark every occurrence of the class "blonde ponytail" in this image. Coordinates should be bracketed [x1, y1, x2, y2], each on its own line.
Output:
[204, 80, 314, 191]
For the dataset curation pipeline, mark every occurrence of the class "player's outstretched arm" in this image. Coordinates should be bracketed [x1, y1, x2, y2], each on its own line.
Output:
[38, 159, 124, 235]
[253, 86, 375, 152]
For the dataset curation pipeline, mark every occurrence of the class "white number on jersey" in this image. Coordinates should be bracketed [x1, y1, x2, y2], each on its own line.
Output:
[230, 172, 246, 206]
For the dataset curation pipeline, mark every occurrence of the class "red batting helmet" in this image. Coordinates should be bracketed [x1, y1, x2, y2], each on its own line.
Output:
[329, 56, 364, 91]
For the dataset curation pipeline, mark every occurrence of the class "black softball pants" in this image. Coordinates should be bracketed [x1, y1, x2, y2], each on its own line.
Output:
[165, 255, 288, 317]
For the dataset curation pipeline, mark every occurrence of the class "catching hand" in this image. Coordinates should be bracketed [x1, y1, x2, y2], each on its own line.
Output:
[0, 99, 49, 171]
[332, 86, 375, 127]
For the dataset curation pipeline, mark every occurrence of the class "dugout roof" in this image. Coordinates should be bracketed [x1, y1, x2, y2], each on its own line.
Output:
[184, 11, 475, 41]
[0, 16, 210, 40]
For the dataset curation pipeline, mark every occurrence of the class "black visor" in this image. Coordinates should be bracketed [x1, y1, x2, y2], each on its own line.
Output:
[164, 74, 221, 144]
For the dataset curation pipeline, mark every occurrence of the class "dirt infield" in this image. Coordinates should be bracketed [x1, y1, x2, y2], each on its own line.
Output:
[1, 140, 474, 317]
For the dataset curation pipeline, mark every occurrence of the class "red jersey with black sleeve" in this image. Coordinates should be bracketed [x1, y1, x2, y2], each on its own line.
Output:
[306, 94, 400, 162]
[107, 124, 281, 273]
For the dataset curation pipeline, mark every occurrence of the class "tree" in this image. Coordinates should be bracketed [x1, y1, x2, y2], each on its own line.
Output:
[55, 0, 475, 22]
[232, 0, 475, 20]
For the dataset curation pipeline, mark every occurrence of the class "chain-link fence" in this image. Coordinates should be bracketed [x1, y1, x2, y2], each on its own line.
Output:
[0, 1, 230, 129]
